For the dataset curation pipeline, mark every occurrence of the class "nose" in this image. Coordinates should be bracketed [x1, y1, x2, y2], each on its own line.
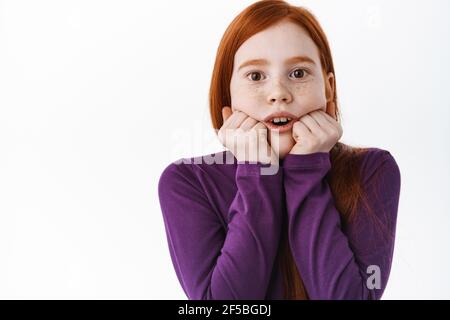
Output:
[267, 79, 292, 105]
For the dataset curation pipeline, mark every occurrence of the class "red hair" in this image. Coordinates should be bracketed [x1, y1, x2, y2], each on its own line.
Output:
[209, 0, 376, 299]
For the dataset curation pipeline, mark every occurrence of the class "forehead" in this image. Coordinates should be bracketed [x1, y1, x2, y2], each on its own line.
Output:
[234, 21, 321, 66]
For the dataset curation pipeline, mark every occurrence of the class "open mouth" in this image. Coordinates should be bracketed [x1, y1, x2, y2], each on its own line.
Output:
[263, 117, 295, 133]
[270, 117, 292, 126]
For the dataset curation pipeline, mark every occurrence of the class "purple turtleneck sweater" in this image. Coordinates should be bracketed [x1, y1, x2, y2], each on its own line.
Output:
[157, 147, 401, 300]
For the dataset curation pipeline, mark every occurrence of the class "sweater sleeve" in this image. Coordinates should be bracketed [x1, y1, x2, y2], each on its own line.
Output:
[158, 161, 284, 300]
[282, 150, 401, 300]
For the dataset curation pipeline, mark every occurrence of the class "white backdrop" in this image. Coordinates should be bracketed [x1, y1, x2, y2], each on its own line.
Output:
[0, 0, 449, 299]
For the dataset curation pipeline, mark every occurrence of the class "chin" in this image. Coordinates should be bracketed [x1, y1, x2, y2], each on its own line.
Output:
[268, 130, 295, 160]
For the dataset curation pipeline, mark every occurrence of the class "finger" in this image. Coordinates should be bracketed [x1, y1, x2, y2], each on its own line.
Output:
[239, 117, 258, 131]
[310, 110, 335, 131]
[221, 106, 233, 131]
[314, 109, 343, 136]
[252, 121, 271, 159]
[228, 110, 249, 129]
[310, 109, 343, 140]
[325, 101, 338, 122]
[221, 107, 245, 131]
[255, 123, 270, 158]
[299, 114, 322, 134]
[222, 106, 232, 122]
[316, 107, 337, 126]
[252, 122, 269, 140]
[292, 120, 313, 140]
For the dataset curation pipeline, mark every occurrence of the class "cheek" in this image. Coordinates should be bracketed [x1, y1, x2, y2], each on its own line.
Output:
[230, 84, 266, 114]
[293, 81, 327, 109]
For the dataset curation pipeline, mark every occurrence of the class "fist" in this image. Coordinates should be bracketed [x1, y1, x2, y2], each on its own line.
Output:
[218, 106, 278, 165]
[289, 108, 343, 155]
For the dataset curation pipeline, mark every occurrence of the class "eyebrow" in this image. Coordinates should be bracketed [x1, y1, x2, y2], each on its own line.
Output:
[237, 55, 316, 72]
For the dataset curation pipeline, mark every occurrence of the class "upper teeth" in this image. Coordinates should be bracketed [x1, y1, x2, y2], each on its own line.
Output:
[272, 117, 291, 123]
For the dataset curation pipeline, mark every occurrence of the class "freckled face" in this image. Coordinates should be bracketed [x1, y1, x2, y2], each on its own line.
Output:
[229, 20, 334, 159]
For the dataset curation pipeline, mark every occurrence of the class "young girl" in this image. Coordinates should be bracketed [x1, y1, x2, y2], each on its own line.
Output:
[158, 0, 401, 300]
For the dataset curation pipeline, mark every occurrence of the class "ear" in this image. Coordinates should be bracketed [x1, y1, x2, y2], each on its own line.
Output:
[324, 72, 336, 119]
[325, 72, 335, 102]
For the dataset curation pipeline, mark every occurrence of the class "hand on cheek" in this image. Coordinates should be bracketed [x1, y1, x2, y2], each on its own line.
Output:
[289, 104, 343, 155]
[219, 106, 279, 165]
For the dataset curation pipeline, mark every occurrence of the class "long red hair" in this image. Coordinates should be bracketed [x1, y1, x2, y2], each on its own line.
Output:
[209, 0, 377, 299]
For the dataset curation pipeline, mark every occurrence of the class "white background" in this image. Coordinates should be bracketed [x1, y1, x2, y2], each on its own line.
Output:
[0, 0, 449, 299]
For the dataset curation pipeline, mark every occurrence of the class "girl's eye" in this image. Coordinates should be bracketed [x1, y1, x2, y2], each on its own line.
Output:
[245, 68, 309, 82]
[246, 71, 264, 82]
[290, 68, 307, 79]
